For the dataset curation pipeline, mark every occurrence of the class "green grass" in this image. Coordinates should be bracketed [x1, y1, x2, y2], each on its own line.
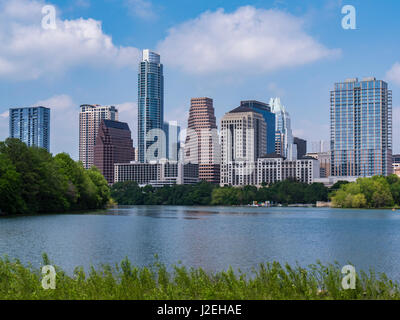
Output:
[0, 254, 399, 300]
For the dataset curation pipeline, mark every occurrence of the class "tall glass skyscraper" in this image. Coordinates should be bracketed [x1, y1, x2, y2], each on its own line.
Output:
[9, 106, 50, 151]
[138, 49, 164, 163]
[330, 77, 392, 177]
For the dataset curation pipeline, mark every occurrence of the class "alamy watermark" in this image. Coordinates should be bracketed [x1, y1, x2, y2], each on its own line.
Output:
[41, 5, 57, 30]
[41, 265, 56, 290]
[341, 5, 356, 30]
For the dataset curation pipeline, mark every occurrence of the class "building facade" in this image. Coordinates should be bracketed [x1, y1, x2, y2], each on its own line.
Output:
[138, 49, 164, 163]
[306, 152, 331, 178]
[330, 77, 392, 176]
[93, 120, 135, 184]
[184, 97, 221, 184]
[163, 121, 180, 161]
[79, 104, 118, 169]
[240, 100, 276, 154]
[257, 154, 320, 185]
[269, 97, 297, 160]
[9, 106, 50, 151]
[114, 161, 199, 186]
[294, 137, 307, 159]
[220, 106, 266, 186]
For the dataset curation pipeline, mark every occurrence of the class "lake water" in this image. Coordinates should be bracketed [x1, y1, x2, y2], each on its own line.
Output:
[1, 206, 400, 279]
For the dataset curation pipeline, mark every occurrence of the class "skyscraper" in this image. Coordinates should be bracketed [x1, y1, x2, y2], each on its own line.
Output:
[138, 49, 164, 163]
[294, 137, 307, 159]
[9, 106, 50, 151]
[240, 100, 276, 154]
[220, 106, 266, 186]
[163, 121, 180, 161]
[330, 77, 392, 176]
[269, 97, 297, 160]
[79, 104, 118, 169]
[93, 120, 135, 184]
[184, 97, 221, 184]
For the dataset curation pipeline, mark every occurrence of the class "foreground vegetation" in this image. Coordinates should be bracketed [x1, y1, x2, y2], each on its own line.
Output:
[331, 175, 400, 208]
[111, 180, 329, 206]
[0, 138, 110, 215]
[1, 255, 399, 300]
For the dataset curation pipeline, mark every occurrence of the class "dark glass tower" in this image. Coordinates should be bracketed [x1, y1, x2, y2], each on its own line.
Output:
[138, 49, 164, 163]
[9, 106, 50, 151]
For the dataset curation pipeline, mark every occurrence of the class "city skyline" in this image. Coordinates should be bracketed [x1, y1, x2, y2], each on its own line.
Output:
[1, 0, 399, 159]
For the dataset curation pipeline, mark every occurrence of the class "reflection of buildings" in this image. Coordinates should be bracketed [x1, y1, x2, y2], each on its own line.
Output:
[220, 106, 266, 186]
[330, 77, 392, 177]
[114, 160, 199, 186]
[270, 98, 297, 160]
[9, 106, 50, 151]
[307, 152, 331, 178]
[79, 104, 118, 169]
[93, 120, 135, 184]
[184, 97, 221, 184]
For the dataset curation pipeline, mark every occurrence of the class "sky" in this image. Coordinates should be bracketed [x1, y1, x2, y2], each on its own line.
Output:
[1, 0, 400, 159]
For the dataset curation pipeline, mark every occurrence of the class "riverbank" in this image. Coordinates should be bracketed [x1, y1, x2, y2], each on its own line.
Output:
[0, 255, 398, 300]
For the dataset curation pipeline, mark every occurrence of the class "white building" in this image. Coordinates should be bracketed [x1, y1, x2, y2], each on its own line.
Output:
[269, 97, 297, 160]
[257, 155, 320, 185]
[220, 106, 266, 186]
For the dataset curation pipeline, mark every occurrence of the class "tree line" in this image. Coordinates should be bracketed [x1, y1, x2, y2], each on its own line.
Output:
[0, 138, 110, 215]
[331, 175, 400, 208]
[111, 179, 331, 206]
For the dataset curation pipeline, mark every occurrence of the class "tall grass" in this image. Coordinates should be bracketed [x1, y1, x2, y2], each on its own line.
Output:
[0, 254, 399, 300]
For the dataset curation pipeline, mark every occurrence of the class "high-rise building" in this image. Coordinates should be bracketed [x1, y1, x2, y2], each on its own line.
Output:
[330, 77, 392, 176]
[163, 121, 180, 161]
[240, 100, 276, 154]
[93, 120, 135, 184]
[269, 98, 297, 160]
[9, 106, 50, 151]
[220, 106, 266, 186]
[294, 137, 307, 159]
[306, 152, 330, 178]
[138, 49, 164, 163]
[184, 97, 221, 184]
[79, 104, 118, 169]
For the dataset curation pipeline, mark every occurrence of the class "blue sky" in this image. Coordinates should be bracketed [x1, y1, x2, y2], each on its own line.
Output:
[1, 0, 399, 159]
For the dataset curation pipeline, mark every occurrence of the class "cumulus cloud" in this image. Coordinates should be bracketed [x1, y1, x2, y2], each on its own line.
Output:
[157, 6, 340, 74]
[115, 101, 138, 145]
[0, 0, 141, 80]
[386, 62, 400, 87]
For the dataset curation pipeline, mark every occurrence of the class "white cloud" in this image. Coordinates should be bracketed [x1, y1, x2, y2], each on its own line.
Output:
[386, 62, 400, 87]
[0, 0, 141, 80]
[157, 6, 340, 75]
[393, 107, 400, 153]
[115, 102, 137, 145]
[125, 0, 157, 20]
[0, 111, 9, 118]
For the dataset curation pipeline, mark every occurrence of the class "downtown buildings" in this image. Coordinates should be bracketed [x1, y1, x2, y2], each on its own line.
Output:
[93, 120, 135, 184]
[184, 97, 221, 184]
[79, 104, 118, 169]
[9, 106, 50, 151]
[138, 49, 164, 163]
[330, 77, 392, 177]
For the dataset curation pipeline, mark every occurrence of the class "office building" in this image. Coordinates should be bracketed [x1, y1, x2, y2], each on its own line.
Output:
[393, 154, 400, 177]
[114, 160, 199, 186]
[79, 104, 118, 169]
[240, 100, 276, 154]
[220, 106, 266, 186]
[294, 137, 307, 159]
[330, 77, 392, 176]
[93, 120, 135, 184]
[138, 49, 164, 163]
[163, 121, 180, 161]
[270, 97, 297, 160]
[307, 152, 331, 178]
[257, 154, 320, 185]
[9, 106, 50, 151]
[184, 97, 221, 184]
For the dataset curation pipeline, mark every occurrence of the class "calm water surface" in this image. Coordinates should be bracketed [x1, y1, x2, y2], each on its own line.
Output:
[1, 206, 400, 278]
